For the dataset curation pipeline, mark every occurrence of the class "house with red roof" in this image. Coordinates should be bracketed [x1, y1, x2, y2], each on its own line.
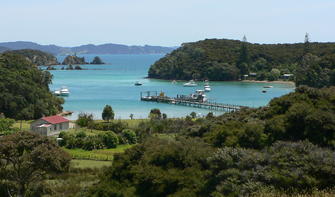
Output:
[30, 115, 70, 136]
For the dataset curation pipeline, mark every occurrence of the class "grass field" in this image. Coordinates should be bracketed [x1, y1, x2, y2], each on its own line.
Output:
[63, 144, 134, 161]
[13, 120, 32, 131]
[71, 159, 112, 169]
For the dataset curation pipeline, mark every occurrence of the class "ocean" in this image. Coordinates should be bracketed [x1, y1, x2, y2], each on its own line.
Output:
[44, 54, 294, 120]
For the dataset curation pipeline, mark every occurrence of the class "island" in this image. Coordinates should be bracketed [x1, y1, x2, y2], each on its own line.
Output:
[148, 37, 335, 87]
[62, 55, 87, 65]
[90, 56, 105, 64]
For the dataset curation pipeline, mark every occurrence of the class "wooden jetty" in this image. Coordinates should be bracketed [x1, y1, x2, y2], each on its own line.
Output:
[140, 91, 247, 112]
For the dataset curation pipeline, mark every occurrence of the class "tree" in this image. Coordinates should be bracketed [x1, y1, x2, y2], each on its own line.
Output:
[0, 52, 64, 120]
[149, 108, 162, 120]
[0, 132, 71, 197]
[190, 112, 197, 119]
[129, 113, 134, 120]
[237, 35, 250, 75]
[102, 105, 115, 122]
[304, 32, 311, 54]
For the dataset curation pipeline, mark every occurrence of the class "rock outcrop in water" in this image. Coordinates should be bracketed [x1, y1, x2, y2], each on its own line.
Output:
[62, 55, 87, 65]
[90, 56, 105, 64]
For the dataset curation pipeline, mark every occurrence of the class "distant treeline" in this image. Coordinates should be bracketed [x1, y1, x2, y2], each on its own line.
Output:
[149, 37, 335, 87]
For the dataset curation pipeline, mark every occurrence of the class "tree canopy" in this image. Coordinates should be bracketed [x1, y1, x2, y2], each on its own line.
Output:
[148, 38, 335, 86]
[0, 52, 64, 120]
[0, 131, 71, 197]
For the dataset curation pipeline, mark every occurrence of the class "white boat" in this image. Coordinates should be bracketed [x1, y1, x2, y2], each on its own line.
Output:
[204, 86, 211, 92]
[60, 87, 70, 96]
[263, 85, 273, 88]
[183, 80, 197, 87]
[54, 90, 61, 96]
[204, 81, 211, 92]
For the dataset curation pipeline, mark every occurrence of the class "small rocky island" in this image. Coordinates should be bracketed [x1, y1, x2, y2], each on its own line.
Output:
[62, 55, 87, 65]
[90, 56, 105, 64]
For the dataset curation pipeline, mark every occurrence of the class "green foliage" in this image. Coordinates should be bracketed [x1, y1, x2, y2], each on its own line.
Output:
[88, 137, 213, 197]
[0, 117, 15, 134]
[149, 108, 162, 120]
[0, 131, 71, 197]
[76, 113, 94, 127]
[122, 129, 137, 144]
[5, 49, 58, 66]
[59, 129, 119, 150]
[0, 52, 64, 120]
[179, 86, 335, 149]
[102, 105, 115, 122]
[149, 38, 335, 84]
[88, 138, 335, 197]
[62, 55, 87, 65]
[207, 141, 335, 196]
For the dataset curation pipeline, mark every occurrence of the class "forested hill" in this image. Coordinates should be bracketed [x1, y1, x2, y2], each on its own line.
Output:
[4, 49, 59, 66]
[0, 41, 175, 55]
[148, 38, 335, 84]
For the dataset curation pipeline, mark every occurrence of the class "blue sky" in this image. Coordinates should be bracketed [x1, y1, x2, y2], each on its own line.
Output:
[0, 0, 334, 46]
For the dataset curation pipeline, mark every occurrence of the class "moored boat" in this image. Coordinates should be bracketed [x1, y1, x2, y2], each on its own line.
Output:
[135, 81, 143, 86]
[183, 80, 197, 87]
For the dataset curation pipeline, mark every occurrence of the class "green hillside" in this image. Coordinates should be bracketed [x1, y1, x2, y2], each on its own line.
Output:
[148, 38, 335, 86]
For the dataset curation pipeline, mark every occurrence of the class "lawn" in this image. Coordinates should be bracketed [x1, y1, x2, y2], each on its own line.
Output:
[71, 159, 112, 169]
[13, 120, 32, 131]
[63, 144, 134, 161]
[94, 119, 148, 129]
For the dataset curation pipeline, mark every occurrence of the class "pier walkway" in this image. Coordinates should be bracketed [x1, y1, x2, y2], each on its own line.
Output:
[140, 91, 248, 112]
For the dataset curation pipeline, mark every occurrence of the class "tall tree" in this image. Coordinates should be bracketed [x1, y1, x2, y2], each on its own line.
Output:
[102, 105, 115, 122]
[304, 32, 311, 54]
[237, 35, 250, 75]
[0, 132, 71, 197]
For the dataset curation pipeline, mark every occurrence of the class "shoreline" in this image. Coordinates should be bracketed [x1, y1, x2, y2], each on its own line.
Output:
[240, 80, 295, 86]
[146, 77, 295, 86]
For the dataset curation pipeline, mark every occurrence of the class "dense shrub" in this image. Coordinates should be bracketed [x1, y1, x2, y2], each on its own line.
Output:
[121, 129, 137, 144]
[207, 141, 335, 196]
[59, 130, 119, 150]
[88, 139, 335, 197]
[76, 113, 94, 127]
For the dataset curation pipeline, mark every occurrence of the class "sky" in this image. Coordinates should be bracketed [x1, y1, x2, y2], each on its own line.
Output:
[0, 0, 334, 47]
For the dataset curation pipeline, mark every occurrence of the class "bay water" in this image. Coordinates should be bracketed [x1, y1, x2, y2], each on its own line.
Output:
[46, 54, 294, 120]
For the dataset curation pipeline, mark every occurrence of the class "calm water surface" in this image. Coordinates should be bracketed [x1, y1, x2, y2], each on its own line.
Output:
[46, 54, 294, 120]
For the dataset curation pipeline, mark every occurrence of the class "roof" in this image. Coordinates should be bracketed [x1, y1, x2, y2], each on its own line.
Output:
[41, 115, 69, 124]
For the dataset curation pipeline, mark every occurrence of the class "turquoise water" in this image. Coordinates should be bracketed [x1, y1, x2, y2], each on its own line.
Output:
[46, 54, 294, 120]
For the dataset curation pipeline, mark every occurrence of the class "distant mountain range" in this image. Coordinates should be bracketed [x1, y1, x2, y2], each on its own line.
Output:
[0, 41, 177, 55]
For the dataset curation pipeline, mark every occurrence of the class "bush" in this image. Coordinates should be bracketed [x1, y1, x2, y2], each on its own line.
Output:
[122, 129, 137, 144]
[100, 131, 119, 148]
[76, 113, 94, 127]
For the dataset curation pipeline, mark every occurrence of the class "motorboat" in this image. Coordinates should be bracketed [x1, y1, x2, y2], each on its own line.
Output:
[54, 90, 61, 96]
[60, 87, 70, 96]
[54, 86, 70, 96]
[191, 90, 208, 102]
[183, 80, 197, 87]
[263, 85, 273, 88]
[135, 81, 143, 86]
[204, 86, 211, 92]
